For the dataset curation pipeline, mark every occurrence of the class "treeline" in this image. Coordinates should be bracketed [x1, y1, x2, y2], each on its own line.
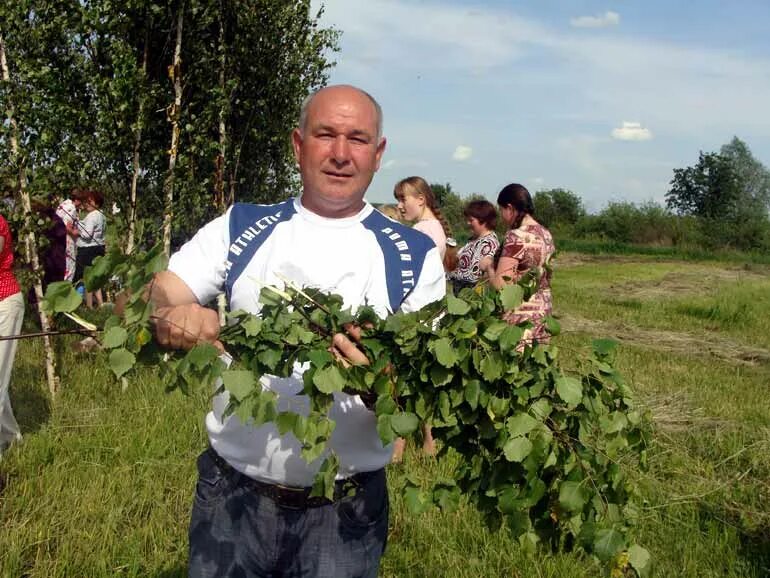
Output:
[1, 0, 338, 253]
[435, 137, 770, 252]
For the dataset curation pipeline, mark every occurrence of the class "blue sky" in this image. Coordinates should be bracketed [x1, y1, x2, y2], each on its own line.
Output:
[310, 0, 770, 211]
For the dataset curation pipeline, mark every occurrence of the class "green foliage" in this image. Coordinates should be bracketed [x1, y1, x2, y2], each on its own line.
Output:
[1, 0, 339, 252]
[533, 188, 586, 229]
[667, 151, 743, 221]
[666, 145, 770, 250]
[44, 245, 651, 571]
[429, 182, 485, 241]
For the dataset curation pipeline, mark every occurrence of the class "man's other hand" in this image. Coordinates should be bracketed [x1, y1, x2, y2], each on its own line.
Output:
[152, 303, 222, 351]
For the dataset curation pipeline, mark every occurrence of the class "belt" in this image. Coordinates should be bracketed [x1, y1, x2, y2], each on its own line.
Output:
[207, 447, 379, 510]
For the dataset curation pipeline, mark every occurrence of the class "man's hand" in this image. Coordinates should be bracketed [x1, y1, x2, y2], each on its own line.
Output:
[332, 324, 381, 410]
[152, 303, 222, 351]
[331, 324, 370, 367]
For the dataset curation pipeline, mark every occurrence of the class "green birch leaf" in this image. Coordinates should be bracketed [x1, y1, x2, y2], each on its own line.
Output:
[464, 379, 480, 409]
[404, 484, 432, 514]
[375, 394, 397, 416]
[506, 413, 539, 437]
[498, 325, 524, 351]
[312, 364, 346, 394]
[275, 412, 297, 435]
[593, 338, 618, 356]
[432, 338, 458, 368]
[43, 281, 82, 313]
[222, 370, 257, 402]
[558, 480, 589, 512]
[446, 294, 471, 315]
[310, 454, 339, 500]
[628, 545, 652, 577]
[376, 414, 396, 445]
[593, 528, 625, 562]
[500, 284, 524, 310]
[390, 412, 419, 435]
[544, 316, 561, 336]
[307, 348, 333, 368]
[480, 353, 503, 381]
[503, 436, 533, 462]
[186, 343, 221, 370]
[556, 376, 583, 407]
[241, 316, 262, 337]
[102, 326, 128, 349]
[109, 348, 135, 379]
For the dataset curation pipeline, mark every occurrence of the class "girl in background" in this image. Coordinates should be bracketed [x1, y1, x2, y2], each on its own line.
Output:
[394, 176, 451, 260]
[392, 176, 452, 461]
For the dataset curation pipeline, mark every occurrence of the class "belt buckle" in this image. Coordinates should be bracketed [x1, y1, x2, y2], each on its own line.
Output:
[274, 483, 311, 510]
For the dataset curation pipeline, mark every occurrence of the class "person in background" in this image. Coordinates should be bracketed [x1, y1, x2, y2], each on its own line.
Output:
[33, 198, 67, 290]
[394, 176, 451, 260]
[0, 212, 24, 455]
[392, 176, 453, 461]
[481, 183, 555, 345]
[72, 189, 107, 308]
[448, 199, 500, 295]
[56, 194, 79, 282]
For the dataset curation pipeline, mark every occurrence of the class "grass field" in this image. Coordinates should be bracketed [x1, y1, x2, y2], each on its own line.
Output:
[1, 252, 769, 577]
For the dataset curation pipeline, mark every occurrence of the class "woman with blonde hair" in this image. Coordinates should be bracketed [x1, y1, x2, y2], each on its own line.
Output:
[392, 176, 452, 461]
[394, 176, 452, 259]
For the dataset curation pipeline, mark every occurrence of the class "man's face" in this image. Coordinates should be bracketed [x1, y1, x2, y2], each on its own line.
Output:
[293, 87, 386, 218]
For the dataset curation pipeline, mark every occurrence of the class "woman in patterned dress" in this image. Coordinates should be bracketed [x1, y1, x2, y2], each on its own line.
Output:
[447, 199, 499, 295]
[481, 183, 555, 345]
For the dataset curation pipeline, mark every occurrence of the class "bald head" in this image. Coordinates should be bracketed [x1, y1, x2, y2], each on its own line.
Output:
[299, 85, 383, 140]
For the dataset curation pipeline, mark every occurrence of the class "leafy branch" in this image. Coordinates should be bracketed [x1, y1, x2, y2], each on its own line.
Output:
[42, 245, 652, 577]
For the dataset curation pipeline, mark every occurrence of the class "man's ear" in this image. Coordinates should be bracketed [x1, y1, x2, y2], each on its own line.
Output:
[373, 137, 387, 171]
[291, 128, 303, 164]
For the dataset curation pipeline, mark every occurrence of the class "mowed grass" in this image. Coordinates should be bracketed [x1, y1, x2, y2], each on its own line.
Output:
[1, 251, 769, 577]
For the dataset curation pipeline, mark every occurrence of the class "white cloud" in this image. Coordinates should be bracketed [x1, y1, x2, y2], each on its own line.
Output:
[452, 145, 473, 162]
[570, 11, 620, 29]
[380, 158, 428, 170]
[612, 122, 653, 141]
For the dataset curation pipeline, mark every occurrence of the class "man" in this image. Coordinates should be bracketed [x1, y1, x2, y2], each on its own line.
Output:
[150, 85, 446, 577]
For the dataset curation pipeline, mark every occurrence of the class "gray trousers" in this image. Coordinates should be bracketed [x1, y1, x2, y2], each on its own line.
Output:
[0, 292, 24, 450]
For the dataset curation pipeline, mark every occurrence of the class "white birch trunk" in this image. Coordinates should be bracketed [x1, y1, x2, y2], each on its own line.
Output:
[1, 32, 59, 394]
[162, 7, 184, 256]
[126, 39, 149, 255]
[215, 13, 227, 213]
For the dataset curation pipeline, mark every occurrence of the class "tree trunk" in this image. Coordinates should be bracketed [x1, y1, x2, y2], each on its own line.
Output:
[162, 6, 184, 256]
[0, 32, 60, 395]
[214, 11, 227, 213]
[126, 36, 149, 255]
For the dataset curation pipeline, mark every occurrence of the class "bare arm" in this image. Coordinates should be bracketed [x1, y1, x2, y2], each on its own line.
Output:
[480, 255, 520, 290]
[0, 235, 5, 254]
[148, 270, 221, 351]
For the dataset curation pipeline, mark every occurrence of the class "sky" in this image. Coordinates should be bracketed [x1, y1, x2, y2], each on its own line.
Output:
[309, 0, 770, 211]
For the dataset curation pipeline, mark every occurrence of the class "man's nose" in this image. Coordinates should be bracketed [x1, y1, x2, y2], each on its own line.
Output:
[331, 136, 351, 163]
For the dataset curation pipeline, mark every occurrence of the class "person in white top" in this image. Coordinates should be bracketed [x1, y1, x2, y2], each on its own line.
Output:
[150, 85, 446, 578]
[55, 196, 80, 282]
[72, 189, 107, 308]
